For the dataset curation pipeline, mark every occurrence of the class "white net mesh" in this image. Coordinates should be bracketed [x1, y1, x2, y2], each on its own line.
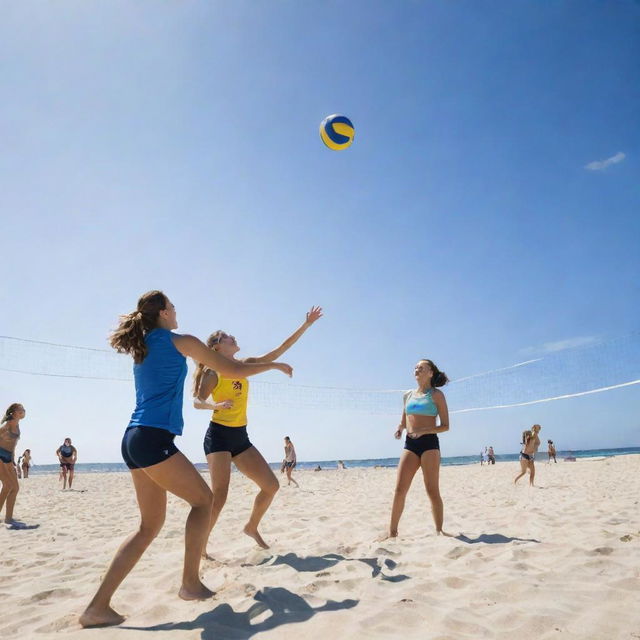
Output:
[1, 333, 639, 414]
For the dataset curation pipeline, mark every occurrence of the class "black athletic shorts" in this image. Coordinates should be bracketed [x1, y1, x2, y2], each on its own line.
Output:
[204, 422, 252, 457]
[121, 426, 179, 470]
[0, 447, 13, 464]
[404, 433, 440, 457]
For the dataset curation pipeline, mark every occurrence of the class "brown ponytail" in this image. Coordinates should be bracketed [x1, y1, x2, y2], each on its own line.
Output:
[420, 359, 449, 387]
[109, 290, 168, 364]
[192, 330, 226, 397]
[1, 403, 22, 424]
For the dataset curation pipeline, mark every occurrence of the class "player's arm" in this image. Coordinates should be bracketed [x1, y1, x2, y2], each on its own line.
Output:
[243, 306, 323, 364]
[425, 390, 450, 434]
[394, 392, 410, 439]
[193, 370, 230, 410]
[173, 334, 293, 379]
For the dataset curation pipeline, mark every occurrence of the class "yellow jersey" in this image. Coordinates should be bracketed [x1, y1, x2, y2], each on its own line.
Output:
[210, 374, 249, 427]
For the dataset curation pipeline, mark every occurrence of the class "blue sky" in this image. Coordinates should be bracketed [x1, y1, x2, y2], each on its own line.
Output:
[1, 1, 639, 464]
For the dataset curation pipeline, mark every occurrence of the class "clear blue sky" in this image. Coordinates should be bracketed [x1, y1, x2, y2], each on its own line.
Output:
[1, 1, 639, 464]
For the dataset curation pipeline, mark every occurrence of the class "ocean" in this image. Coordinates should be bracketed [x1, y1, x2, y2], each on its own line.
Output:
[23, 446, 640, 475]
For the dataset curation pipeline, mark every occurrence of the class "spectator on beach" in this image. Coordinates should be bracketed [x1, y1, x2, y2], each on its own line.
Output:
[19, 449, 32, 478]
[547, 440, 557, 463]
[314, 465, 322, 472]
[337, 460, 346, 470]
[0, 403, 26, 526]
[514, 424, 542, 486]
[56, 438, 77, 490]
[283, 436, 299, 487]
[487, 446, 496, 465]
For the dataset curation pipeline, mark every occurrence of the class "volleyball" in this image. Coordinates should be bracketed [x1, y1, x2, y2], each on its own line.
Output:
[319, 114, 355, 151]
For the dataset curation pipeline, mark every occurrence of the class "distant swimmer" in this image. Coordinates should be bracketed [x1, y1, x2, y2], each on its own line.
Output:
[56, 438, 77, 490]
[192, 306, 320, 553]
[0, 403, 25, 526]
[79, 290, 292, 629]
[386, 359, 450, 538]
[283, 436, 299, 487]
[514, 424, 542, 486]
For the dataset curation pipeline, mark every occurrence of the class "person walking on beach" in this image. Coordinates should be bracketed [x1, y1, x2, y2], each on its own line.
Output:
[0, 403, 25, 526]
[514, 424, 542, 486]
[547, 440, 557, 464]
[192, 306, 321, 553]
[387, 359, 450, 537]
[283, 436, 299, 488]
[79, 290, 293, 628]
[19, 449, 32, 479]
[487, 446, 496, 465]
[56, 438, 77, 490]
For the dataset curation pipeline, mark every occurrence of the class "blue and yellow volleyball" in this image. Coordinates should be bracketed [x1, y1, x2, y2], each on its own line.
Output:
[319, 114, 355, 151]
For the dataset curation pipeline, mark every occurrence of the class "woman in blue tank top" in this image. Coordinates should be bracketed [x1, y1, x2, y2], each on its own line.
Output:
[385, 358, 450, 538]
[80, 290, 293, 629]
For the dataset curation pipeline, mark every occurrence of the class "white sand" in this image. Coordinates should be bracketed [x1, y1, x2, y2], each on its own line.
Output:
[1, 455, 639, 639]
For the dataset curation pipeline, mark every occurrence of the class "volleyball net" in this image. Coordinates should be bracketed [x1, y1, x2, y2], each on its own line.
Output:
[1, 333, 639, 415]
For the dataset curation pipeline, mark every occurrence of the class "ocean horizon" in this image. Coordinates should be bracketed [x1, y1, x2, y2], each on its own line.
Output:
[22, 446, 640, 476]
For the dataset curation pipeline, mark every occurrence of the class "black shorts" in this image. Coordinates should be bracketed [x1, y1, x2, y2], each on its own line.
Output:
[0, 447, 13, 464]
[121, 426, 179, 470]
[60, 462, 74, 471]
[404, 433, 440, 457]
[204, 422, 252, 457]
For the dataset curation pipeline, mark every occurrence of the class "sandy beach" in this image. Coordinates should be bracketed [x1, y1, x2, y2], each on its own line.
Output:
[1, 455, 639, 639]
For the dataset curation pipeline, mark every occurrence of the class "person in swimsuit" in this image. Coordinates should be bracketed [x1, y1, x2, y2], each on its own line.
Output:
[79, 290, 293, 628]
[56, 438, 77, 490]
[547, 439, 557, 464]
[487, 446, 496, 465]
[387, 359, 450, 537]
[283, 436, 299, 488]
[19, 449, 32, 479]
[192, 306, 321, 553]
[514, 424, 542, 486]
[0, 403, 26, 526]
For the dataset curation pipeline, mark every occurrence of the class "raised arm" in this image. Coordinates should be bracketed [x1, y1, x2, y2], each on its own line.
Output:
[243, 306, 323, 364]
[173, 334, 293, 379]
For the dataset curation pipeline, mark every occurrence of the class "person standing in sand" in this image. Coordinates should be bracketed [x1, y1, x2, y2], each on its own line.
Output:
[514, 424, 542, 486]
[79, 290, 293, 628]
[0, 403, 25, 526]
[387, 359, 450, 537]
[547, 439, 557, 463]
[283, 436, 299, 487]
[56, 438, 77, 490]
[192, 306, 321, 553]
[19, 449, 32, 478]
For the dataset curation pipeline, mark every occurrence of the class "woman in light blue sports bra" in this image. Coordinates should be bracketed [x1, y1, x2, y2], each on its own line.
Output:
[386, 358, 450, 538]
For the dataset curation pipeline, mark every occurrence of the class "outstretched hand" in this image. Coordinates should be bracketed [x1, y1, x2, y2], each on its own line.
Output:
[274, 362, 293, 377]
[305, 306, 323, 325]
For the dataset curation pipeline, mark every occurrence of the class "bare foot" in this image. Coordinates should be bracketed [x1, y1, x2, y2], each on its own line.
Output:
[79, 605, 125, 628]
[378, 530, 398, 541]
[201, 551, 216, 561]
[178, 582, 215, 601]
[243, 525, 270, 549]
[436, 529, 456, 537]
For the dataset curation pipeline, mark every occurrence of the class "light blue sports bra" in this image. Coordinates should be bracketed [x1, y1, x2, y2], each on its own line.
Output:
[405, 388, 438, 417]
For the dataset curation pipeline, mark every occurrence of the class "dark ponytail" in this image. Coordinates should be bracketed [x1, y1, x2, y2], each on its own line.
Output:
[109, 290, 168, 364]
[421, 359, 449, 387]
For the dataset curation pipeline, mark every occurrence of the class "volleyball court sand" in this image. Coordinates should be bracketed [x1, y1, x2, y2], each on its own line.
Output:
[1, 455, 639, 639]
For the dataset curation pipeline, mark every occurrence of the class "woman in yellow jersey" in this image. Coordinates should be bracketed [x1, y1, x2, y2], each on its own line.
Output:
[193, 306, 322, 551]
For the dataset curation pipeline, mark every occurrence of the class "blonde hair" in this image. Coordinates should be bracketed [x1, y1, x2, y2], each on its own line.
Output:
[192, 330, 226, 397]
[1, 403, 22, 424]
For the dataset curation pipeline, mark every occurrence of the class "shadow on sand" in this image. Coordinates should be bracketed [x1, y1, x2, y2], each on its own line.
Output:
[255, 552, 410, 583]
[121, 586, 358, 640]
[455, 533, 540, 544]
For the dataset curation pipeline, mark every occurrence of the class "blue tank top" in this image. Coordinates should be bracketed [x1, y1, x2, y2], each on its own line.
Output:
[405, 388, 439, 417]
[128, 328, 188, 435]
